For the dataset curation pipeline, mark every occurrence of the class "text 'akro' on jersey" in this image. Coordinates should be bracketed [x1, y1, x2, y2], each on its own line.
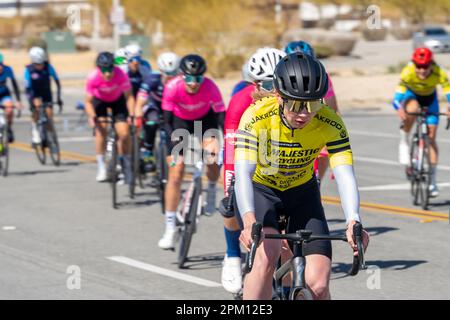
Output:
[235, 96, 353, 191]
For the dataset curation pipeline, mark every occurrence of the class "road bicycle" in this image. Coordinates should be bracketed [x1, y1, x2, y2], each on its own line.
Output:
[242, 221, 366, 300]
[405, 107, 449, 210]
[33, 101, 61, 166]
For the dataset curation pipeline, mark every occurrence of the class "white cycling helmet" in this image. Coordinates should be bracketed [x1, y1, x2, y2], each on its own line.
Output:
[241, 62, 252, 82]
[29, 46, 47, 64]
[125, 44, 142, 59]
[157, 52, 180, 74]
[247, 47, 286, 82]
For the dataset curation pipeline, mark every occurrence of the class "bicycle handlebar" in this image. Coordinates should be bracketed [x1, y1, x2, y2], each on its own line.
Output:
[404, 109, 450, 130]
[243, 223, 263, 274]
[243, 222, 366, 276]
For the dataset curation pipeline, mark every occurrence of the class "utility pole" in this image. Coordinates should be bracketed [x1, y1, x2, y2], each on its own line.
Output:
[111, 0, 125, 51]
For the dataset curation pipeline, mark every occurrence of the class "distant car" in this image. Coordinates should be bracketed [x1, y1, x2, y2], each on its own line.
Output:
[413, 26, 450, 53]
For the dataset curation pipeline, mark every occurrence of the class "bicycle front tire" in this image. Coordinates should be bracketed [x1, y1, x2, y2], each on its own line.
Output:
[177, 182, 201, 269]
[47, 121, 60, 166]
[0, 121, 9, 177]
[290, 287, 314, 300]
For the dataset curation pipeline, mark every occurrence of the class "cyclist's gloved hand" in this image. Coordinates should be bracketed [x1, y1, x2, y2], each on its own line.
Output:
[397, 108, 406, 121]
[57, 98, 64, 113]
[239, 214, 262, 251]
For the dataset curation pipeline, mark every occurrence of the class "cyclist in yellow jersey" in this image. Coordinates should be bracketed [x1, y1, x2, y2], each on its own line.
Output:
[393, 47, 450, 197]
[235, 53, 369, 300]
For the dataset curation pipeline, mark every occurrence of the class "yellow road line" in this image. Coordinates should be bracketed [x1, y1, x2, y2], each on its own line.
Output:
[322, 195, 448, 222]
[9, 142, 96, 163]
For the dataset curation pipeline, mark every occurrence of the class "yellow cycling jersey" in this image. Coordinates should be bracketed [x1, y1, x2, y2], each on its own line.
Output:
[235, 96, 353, 191]
[395, 62, 450, 97]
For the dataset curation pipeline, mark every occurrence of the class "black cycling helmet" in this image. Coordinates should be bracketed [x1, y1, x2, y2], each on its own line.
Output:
[96, 52, 115, 69]
[273, 52, 328, 101]
[180, 54, 207, 76]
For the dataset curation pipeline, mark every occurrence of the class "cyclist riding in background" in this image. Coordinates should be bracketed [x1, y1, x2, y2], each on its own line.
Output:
[158, 54, 225, 250]
[285, 40, 340, 184]
[230, 62, 253, 97]
[0, 52, 23, 143]
[85, 52, 135, 183]
[24, 47, 63, 146]
[393, 47, 450, 197]
[114, 48, 129, 72]
[135, 52, 181, 174]
[220, 47, 286, 294]
[124, 44, 152, 97]
[235, 53, 369, 300]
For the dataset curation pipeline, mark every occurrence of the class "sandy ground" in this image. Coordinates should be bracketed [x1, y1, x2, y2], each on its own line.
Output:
[1, 46, 450, 113]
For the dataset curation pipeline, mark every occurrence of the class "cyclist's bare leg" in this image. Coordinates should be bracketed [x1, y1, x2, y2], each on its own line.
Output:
[3, 100, 14, 126]
[32, 98, 42, 123]
[243, 227, 281, 300]
[224, 216, 240, 231]
[427, 125, 438, 165]
[317, 156, 329, 181]
[114, 121, 130, 156]
[403, 99, 420, 132]
[305, 254, 332, 300]
[95, 119, 108, 155]
[203, 136, 220, 182]
[165, 155, 185, 212]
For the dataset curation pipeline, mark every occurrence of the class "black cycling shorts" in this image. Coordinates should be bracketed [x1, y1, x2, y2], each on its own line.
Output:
[93, 95, 129, 121]
[169, 108, 220, 155]
[29, 93, 53, 112]
[237, 177, 332, 259]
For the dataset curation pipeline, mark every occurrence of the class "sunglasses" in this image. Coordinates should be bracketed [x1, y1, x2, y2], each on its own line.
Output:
[259, 80, 274, 92]
[100, 67, 114, 74]
[163, 70, 178, 77]
[183, 75, 204, 84]
[414, 63, 431, 70]
[129, 56, 141, 63]
[283, 99, 322, 113]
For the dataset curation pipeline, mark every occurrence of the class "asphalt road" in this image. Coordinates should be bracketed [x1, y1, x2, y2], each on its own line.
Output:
[1, 94, 450, 300]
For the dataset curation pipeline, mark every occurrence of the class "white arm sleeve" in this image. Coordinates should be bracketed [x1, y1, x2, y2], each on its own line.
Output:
[332, 164, 361, 224]
[235, 160, 256, 218]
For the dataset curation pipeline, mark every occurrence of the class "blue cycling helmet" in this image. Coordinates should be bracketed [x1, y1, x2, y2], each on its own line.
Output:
[284, 41, 315, 57]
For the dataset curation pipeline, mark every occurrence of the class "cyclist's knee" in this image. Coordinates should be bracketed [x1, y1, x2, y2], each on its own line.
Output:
[309, 282, 330, 300]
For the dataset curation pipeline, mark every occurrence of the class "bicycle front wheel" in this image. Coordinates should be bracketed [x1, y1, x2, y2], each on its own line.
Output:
[129, 128, 138, 199]
[106, 139, 118, 209]
[290, 287, 314, 300]
[418, 145, 431, 210]
[47, 121, 60, 166]
[0, 122, 9, 177]
[156, 132, 169, 214]
[178, 183, 201, 269]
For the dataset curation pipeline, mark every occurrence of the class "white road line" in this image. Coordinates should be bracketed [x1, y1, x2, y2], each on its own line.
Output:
[360, 182, 450, 191]
[58, 137, 93, 143]
[350, 130, 450, 143]
[2, 226, 16, 231]
[354, 156, 450, 172]
[107, 256, 222, 288]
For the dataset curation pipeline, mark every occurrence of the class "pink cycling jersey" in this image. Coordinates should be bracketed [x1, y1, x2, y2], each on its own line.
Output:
[86, 67, 131, 103]
[324, 73, 335, 99]
[223, 84, 256, 195]
[162, 76, 225, 121]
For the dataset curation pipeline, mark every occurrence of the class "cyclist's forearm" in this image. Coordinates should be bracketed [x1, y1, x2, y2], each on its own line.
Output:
[235, 160, 256, 219]
[163, 110, 174, 137]
[215, 111, 225, 132]
[332, 164, 361, 224]
[11, 77, 21, 102]
[125, 91, 135, 116]
[84, 96, 96, 118]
